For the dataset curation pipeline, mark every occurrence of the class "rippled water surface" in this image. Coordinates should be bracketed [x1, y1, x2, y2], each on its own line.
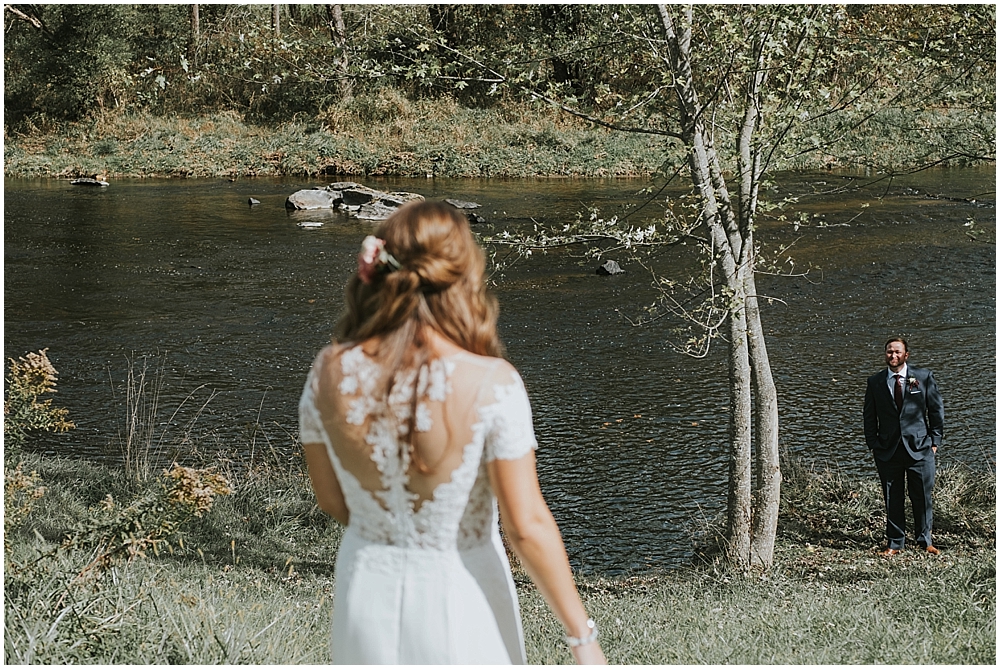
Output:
[4, 168, 995, 574]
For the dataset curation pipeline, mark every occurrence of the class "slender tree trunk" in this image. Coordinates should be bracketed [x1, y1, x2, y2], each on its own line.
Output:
[735, 29, 782, 569]
[659, 3, 774, 570]
[326, 4, 352, 99]
[539, 4, 585, 95]
[724, 283, 753, 567]
[428, 5, 461, 64]
[428, 4, 457, 41]
[271, 4, 281, 36]
[746, 270, 780, 567]
[188, 4, 200, 64]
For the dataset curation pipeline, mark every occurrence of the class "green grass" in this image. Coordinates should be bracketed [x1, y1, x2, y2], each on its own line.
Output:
[4, 549, 335, 664]
[521, 544, 995, 664]
[6, 91, 988, 181]
[5, 449, 995, 664]
[3, 97, 672, 180]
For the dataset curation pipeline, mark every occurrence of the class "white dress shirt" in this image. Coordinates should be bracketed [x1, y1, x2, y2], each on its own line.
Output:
[887, 363, 909, 397]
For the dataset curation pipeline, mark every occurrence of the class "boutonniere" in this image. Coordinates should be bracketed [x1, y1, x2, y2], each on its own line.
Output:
[907, 377, 919, 390]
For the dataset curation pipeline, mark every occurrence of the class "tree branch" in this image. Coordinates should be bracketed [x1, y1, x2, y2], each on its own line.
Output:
[5, 4, 49, 34]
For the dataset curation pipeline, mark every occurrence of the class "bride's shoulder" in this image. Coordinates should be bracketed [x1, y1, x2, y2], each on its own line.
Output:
[309, 341, 359, 375]
[451, 353, 524, 385]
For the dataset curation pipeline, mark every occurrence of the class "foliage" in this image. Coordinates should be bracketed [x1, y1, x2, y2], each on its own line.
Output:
[3, 463, 47, 549]
[377, 4, 994, 171]
[4, 449, 339, 663]
[16, 464, 231, 583]
[4, 4, 993, 171]
[3, 349, 74, 453]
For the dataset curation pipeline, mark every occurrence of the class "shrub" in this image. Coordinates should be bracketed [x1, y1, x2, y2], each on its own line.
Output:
[3, 464, 47, 549]
[3, 349, 74, 454]
[67, 463, 232, 575]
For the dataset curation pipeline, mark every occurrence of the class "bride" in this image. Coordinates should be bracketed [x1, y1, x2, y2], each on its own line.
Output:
[299, 201, 606, 664]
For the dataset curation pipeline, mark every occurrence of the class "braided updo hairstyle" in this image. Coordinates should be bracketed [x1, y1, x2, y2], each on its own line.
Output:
[336, 200, 504, 380]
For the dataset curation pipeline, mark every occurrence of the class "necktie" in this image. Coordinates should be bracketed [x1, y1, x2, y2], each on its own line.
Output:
[893, 374, 903, 411]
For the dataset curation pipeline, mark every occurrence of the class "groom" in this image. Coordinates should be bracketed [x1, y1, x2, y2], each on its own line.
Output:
[863, 337, 944, 555]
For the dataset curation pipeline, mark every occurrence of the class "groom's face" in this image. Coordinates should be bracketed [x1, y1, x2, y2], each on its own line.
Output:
[885, 342, 909, 372]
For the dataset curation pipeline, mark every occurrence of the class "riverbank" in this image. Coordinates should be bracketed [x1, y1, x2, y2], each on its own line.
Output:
[3, 103, 666, 180]
[5, 450, 994, 664]
[4, 99, 989, 180]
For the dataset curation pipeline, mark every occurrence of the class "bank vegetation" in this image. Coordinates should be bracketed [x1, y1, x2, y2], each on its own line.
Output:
[4, 4, 994, 179]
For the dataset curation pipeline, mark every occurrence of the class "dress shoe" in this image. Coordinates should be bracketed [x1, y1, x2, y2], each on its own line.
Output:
[920, 545, 941, 555]
[877, 547, 901, 556]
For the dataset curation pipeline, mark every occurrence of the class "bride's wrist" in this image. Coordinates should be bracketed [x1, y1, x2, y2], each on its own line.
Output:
[565, 618, 598, 647]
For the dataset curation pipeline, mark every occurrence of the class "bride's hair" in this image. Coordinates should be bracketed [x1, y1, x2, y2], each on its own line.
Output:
[336, 199, 504, 370]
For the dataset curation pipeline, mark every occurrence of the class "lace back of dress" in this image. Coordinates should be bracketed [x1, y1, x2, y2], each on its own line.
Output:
[316, 346, 490, 518]
[305, 344, 536, 550]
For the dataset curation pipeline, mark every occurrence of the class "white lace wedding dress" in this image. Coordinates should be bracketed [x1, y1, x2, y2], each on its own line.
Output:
[298, 344, 537, 664]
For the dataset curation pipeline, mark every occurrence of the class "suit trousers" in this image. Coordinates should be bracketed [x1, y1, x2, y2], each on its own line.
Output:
[874, 446, 935, 549]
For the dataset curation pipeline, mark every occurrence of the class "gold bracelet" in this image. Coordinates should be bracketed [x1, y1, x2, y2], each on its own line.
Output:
[565, 618, 599, 647]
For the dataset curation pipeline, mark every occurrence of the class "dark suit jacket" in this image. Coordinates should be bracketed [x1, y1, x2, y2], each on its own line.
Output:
[863, 366, 944, 462]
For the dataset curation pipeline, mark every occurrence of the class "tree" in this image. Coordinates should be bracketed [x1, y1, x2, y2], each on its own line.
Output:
[188, 4, 199, 64]
[325, 4, 352, 99]
[538, 4, 586, 97]
[655, 4, 779, 568]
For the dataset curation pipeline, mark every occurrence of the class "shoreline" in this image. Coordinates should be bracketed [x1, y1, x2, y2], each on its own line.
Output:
[3, 109, 669, 181]
[5, 107, 991, 182]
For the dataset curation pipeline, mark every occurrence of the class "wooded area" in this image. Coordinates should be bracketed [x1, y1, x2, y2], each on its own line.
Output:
[4, 4, 994, 168]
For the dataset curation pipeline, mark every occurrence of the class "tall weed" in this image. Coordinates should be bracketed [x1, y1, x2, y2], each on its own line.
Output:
[109, 352, 217, 481]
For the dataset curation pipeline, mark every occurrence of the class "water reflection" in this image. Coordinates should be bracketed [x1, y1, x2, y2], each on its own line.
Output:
[4, 168, 994, 574]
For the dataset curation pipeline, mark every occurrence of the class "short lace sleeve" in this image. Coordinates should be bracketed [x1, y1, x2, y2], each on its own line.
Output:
[298, 351, 327, 444]
[480, 364, 538, 462]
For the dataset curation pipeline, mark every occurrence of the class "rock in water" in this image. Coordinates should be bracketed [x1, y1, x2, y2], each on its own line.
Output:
[326, 181, 362, 191]
[445, 198, 481, 209]
[248, 197, 261, 206]
[297, 221, 324, 228]
[356, 202, 398, 221]
[286, 189, 337, 210]
[341, 186, 382, 207]
[384, 192, 425, 206]
[596, 260, 625, 276]
[71, 177, 109, 187]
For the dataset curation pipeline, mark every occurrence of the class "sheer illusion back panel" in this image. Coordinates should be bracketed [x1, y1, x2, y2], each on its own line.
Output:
[315, 344, 487, 509]
[303, 344, 537, 550]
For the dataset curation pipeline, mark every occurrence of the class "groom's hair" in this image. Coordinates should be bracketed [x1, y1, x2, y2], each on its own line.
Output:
[884, 337, 909, 352]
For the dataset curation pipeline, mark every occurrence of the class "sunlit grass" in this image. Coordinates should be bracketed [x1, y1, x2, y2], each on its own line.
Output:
[4, 98, 668, 180]
[5, 450, 994, 664]
[4, 544, 335, 664]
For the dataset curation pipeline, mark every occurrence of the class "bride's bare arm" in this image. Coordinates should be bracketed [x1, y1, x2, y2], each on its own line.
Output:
[489, 453, 607, 665]
[304, 442, 349, 525]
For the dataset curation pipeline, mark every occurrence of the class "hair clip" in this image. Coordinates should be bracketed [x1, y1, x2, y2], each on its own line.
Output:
[358, 235, 402, 284]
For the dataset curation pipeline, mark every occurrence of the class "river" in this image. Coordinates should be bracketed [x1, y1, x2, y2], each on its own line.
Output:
[4, 167, 995, 574]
